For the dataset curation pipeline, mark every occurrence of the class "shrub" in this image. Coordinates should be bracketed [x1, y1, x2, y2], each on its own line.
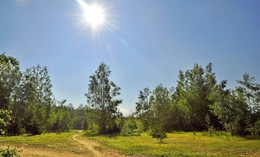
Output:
[0, 146, 20, 157]
[0, 109, 11, 135]
[120, 118, 144, 136]
[148, 127, 167, 143]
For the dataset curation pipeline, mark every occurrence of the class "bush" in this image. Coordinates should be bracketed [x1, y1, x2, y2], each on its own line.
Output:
[0, 109, 12, 135]
[0, 146, 20, 157]
[148, 127, 167, 143]
[0, 110, 20, 156]
[120, 118, 144, 136]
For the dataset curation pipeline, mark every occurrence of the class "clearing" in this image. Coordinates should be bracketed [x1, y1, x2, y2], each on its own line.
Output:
[1, 131, 260, 156]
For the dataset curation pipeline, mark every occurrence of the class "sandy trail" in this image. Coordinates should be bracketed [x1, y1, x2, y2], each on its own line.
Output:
[72, 133, 103, 157]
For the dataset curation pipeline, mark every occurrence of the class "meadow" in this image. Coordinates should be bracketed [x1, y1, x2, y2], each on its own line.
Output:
[84, 132, 260, 157]
[0, 131, 260, 156]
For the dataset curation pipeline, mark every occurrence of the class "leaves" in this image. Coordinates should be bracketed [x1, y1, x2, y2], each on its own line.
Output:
[85, 62, 122, 134]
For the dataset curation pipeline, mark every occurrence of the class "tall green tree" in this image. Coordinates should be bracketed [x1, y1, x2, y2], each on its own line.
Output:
[85, 62, 122, 134]
[210, 80, 237, 136]
[149, 85, 171, 143]
[135, 87, 153, 130]
[237, 73, 260, 136]
[0, 53, 21, 110]
[10, 65, 54, 134]
[174, 63, 220, 131]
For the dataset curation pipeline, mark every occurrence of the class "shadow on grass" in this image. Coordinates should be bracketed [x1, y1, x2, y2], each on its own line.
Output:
[243, 136, 260, 140]
[83, 131, 120, 138]
[156, 141, 168, 145]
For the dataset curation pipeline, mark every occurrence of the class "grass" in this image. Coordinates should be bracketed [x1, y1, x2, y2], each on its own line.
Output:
[1, 131, 259, 156]
[84, 132, 260, 157]
[0, 131, 86, 153]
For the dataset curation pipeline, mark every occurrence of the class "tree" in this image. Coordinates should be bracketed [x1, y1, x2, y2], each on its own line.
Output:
[174, 63, 220, 131]
[135, 87, 153, 130]
[210, 80, 237, 136]
[0, 53, 21, 110]
[11, 65, 54, 134]
[237, 73, 260, 136]
[149, 85, 171, 143]
[85, 107, 99, 133]
[121, 116, 144, 136]
[73, 104, 87, 130]
[85, 62, 122, 134]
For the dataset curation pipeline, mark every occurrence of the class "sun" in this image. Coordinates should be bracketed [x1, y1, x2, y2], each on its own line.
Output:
[77, 0, 105, 29]
[84, 4, 104, 28]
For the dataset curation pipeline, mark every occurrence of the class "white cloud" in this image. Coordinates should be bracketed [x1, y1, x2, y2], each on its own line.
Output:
[117, 106, 132, 116]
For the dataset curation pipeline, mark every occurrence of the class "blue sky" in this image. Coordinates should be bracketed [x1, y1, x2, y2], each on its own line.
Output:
[1, 0, 260, 114]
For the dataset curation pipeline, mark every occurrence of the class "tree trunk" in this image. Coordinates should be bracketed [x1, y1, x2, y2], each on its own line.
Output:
[160, 137, 163, 143]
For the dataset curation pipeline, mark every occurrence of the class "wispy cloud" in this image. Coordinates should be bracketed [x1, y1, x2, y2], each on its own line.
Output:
[14, 0, 30, 6]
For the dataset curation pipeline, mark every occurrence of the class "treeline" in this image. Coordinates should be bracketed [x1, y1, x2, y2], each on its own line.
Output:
[135, 63, 260, 137]
[1, 53, 260, 138]
[0, 53, 87, 135]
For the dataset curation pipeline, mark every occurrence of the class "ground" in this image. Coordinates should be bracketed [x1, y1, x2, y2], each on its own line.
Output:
[0, 131, 260, 157]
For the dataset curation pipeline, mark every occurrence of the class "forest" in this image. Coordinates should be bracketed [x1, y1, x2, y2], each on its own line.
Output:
[1, 53, 260, 141]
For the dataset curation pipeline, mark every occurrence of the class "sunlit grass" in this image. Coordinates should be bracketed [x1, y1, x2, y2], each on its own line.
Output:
[0, 131, 86, 153]
[84, 132, 260, 156]
[1, 131, 259, 156]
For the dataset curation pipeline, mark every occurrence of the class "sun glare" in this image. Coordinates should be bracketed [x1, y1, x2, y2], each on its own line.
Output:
[84, 4, 104, 28]
[77, 0, 105, 29]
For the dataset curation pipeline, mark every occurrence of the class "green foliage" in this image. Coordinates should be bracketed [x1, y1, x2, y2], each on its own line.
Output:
[148, 85, 171, 143]
[121, 117, 144, 136]
[135, 88, 152, 130]
[135, 63, 260, 138]
[73, 104, 87, 130]
[0, 146, 19, 157]
[0, 109, 11, 135]
[1, 54, 75, 135]
[237, 73, 260, 136]
[255, 120, 260, 136]
[85, 107, 99, 133]
[48, 102, 74, 132]
[148, 128, 167, 143]
[1, 53, 260, 139]
[0, 53, 21, 110]
[173, 63, 220, 131]
[85, 62, 122, 134]
[210, 81, 238, 136]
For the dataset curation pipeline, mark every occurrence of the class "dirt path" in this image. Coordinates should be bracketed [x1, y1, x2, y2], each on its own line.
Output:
[72, 132, 132, 157]
[72, 134, 103, 157]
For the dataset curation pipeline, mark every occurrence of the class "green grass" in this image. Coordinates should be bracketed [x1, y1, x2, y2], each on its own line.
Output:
[84, 132, 260, 157]
[0, 131, 86, 153]
[1, 131, 259, 156]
